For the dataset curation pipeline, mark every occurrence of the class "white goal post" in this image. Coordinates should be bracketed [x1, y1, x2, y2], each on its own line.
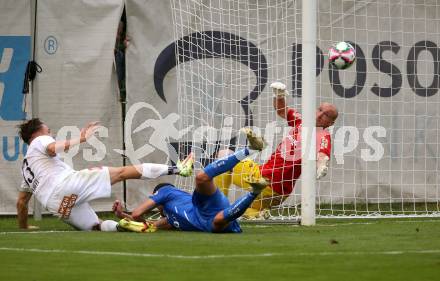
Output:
[169, 0, 440, 221]
[301, 0, 317, 225]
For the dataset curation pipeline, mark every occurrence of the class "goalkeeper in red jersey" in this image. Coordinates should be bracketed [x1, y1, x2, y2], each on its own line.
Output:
[214, 82, 338, 219]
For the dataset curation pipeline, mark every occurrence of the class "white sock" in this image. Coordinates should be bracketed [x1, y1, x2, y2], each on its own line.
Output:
[234, 149, 248, 161]
[141, 163, 168, 179]
[100, 220, 118, 232]
[248, 148, 259, 156]
[235, 148, 258, 161]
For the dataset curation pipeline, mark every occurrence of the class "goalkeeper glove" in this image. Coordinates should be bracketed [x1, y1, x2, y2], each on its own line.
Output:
[316, 154, 330, 180]
[270, 81, 288, 98]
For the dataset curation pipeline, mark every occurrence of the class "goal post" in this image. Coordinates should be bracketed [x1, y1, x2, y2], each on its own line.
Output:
[301, 0, 317, 226]
[169, 0, 440, 221]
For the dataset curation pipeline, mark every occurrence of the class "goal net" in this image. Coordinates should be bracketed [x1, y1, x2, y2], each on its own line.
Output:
[169, 0, 440, 219]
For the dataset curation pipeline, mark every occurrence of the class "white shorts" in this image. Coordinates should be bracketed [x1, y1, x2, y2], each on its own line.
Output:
[63, 202, 100, 230]
[45, 167, 111, 230]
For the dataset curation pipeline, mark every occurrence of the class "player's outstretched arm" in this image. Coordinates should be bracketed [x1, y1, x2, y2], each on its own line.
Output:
[131, 198, 157, 221]
[270, 82, 289, 119]
[16, 191, 39, 230]
[112, 199, 158, 222]
[112, 200, 134, 220]
[46, 121, 100, 156]
[114, 199, 161, 233]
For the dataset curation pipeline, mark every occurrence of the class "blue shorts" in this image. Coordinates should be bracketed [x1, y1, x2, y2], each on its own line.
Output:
[192, 189, 242, 233]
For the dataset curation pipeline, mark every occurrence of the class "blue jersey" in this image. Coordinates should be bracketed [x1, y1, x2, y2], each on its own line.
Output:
[150, 185, 241, 233]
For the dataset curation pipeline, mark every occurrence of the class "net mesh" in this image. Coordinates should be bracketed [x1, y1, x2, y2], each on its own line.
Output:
[169, 0, 440, 219]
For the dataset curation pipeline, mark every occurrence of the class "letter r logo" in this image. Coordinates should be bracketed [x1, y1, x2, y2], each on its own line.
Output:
[0, 36, 30, 121]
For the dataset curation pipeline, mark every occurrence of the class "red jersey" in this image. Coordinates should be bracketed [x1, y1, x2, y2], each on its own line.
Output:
[260, 108, 332, 195]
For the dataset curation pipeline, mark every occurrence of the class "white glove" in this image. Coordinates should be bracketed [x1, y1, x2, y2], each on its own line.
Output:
[316, 154, 330, 180]
[270, 82, 287, 98]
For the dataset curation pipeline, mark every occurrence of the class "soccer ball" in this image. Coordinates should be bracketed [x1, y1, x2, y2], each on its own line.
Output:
[328, 41, 356, 69]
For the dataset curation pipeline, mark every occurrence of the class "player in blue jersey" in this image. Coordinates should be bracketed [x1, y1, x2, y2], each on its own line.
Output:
[113, 129, 269, 233]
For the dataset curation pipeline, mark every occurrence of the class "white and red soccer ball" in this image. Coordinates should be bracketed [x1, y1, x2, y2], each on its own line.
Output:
[328, 41, 356, 69]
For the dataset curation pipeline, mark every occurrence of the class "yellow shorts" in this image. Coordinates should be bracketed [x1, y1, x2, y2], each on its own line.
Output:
[214, 159, 287, 212]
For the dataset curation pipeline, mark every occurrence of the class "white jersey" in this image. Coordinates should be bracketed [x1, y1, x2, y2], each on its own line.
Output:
[22, 135, 74, 206]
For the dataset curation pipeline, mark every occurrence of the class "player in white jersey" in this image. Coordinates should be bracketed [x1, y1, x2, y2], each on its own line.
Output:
[16, 118, 193, 231]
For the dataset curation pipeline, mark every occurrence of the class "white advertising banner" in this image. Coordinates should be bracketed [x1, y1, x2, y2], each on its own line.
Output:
[0, 0, 32, 214]
[33, 0, 125, 212]
[0, 0, 125, 214]
[125, 0, 440, 208]
[124, 0, 179, 208]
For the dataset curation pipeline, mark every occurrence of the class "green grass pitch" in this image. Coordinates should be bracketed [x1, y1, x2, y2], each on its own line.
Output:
[0, 216, 439, 281]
